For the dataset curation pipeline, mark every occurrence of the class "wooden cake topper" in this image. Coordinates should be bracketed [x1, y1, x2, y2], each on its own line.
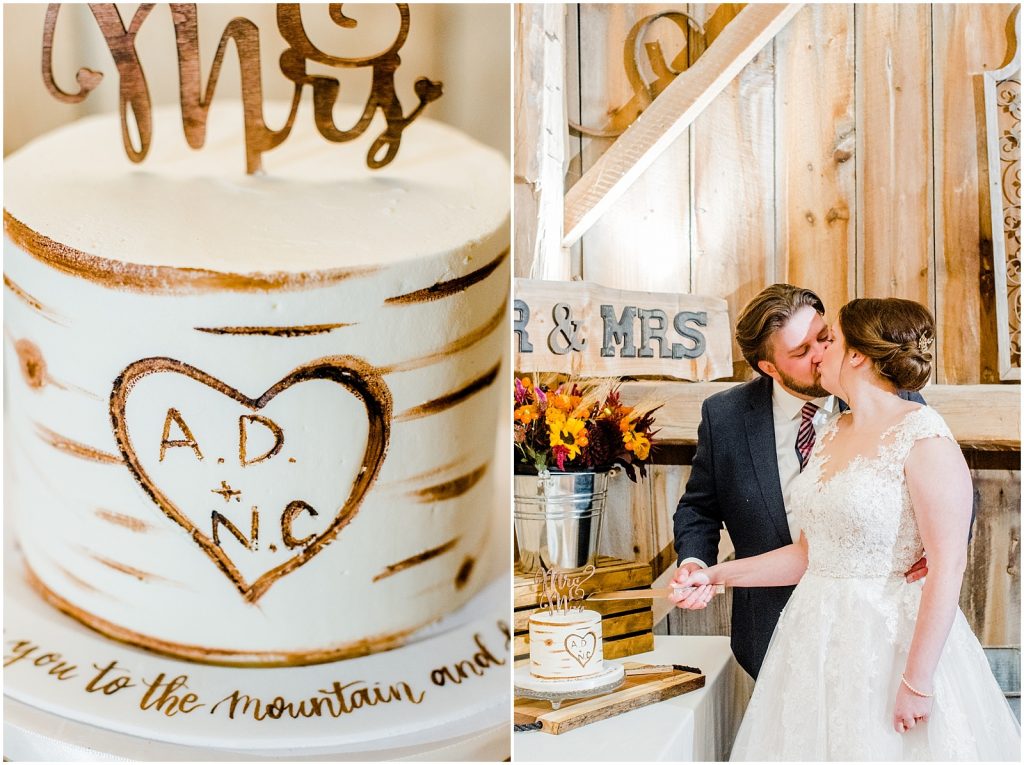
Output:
[536, 565, 597, 615]
[42, 3, 444, 173]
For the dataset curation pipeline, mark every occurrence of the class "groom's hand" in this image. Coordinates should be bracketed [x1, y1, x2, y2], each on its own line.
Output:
[669, 564, 714, 610]
[904, 555, 928, 583]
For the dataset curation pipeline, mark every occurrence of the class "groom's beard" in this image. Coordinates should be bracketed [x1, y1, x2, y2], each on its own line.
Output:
[777, 368, 830, 399]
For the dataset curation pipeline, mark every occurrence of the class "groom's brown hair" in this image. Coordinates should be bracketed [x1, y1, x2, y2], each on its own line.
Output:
[736, 284, 825, 376]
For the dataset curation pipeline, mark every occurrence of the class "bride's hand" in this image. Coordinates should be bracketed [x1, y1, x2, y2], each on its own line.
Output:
[893, 679, 933, 733]
[669, 565, 715, 610]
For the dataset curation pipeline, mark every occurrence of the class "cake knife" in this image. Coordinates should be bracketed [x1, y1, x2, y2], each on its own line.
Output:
[588, 585, 726, 600]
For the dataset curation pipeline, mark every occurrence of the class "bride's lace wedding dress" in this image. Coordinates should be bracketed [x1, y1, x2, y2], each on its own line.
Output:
[730, 406, 1020, 761]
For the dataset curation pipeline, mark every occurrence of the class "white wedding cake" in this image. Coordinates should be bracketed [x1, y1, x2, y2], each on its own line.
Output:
[528, 609, 605, 680]
[3, 100, 509, 666]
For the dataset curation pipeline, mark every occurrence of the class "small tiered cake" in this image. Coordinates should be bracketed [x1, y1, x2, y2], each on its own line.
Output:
[3, 100, 508, 665]
[528, 608, 604, 680]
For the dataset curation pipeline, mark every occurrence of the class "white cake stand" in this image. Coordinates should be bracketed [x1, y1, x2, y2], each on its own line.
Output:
[514, 662, 625, 709]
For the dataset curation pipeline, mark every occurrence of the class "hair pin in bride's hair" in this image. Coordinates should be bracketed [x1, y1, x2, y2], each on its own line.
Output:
[916, 334, 934, 354]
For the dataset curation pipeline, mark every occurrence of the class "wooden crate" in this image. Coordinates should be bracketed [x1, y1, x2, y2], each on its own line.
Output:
[514, 556, 655, 663]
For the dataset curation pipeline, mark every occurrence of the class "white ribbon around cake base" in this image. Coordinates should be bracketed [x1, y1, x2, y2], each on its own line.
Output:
[4, 547, 511, 757]
[514, 661, 625, 702]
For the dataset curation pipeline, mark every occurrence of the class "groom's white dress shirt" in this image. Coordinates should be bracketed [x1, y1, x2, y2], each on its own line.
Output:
[680, 381, 839, 570]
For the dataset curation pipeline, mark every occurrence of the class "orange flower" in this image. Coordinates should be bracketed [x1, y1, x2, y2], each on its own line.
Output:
[514, 404, 540, 425]
[548, 392, 574, 412]
[618, 408, 638, 432]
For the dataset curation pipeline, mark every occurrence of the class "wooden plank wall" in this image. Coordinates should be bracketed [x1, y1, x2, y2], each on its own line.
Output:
[689, 3, 775, 382]
[775, 4, 857, 319]
[856, 4, 933, 315]
[932, 5, 1012, 385]
[576, 4, 692, 292]
[553, 2, 1019, 645]
[563, 1, 1017, 381]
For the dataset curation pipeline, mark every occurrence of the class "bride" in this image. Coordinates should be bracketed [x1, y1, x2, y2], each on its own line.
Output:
[671, 297, 1020, 760]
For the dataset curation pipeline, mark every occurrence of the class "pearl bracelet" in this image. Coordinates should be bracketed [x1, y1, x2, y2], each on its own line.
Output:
[901, 674, 934, 698]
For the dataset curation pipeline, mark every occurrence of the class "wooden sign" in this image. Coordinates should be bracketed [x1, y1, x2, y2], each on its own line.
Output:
[514, 279, 732, 380]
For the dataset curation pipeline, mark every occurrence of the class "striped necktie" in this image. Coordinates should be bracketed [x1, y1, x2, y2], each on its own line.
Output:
[796, 402, 819, 471]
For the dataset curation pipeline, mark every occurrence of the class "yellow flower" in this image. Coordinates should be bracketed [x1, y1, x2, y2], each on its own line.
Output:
[623, 429, 651, 460]
[550, 417, 589, 460]
[546, 405, 567, 427]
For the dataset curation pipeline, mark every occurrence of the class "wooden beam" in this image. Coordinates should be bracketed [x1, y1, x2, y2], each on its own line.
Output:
[514, 4, 571, 280]
[620, 382, 1021, 450]
[562, 3, 803, 247]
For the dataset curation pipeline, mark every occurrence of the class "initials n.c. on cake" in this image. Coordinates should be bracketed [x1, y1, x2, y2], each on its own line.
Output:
[528, 609, 604, 680]
[3, 100, 509, 666]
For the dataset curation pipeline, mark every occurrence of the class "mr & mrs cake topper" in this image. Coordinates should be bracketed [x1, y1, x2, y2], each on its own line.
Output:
[536, 565, 597, 615]
[42, 3, 443, 173]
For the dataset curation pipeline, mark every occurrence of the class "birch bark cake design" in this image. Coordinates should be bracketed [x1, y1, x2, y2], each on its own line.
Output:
[4, 5, 509, 666]
[527, 566, 606, 680]
[528, 610, 605, 681]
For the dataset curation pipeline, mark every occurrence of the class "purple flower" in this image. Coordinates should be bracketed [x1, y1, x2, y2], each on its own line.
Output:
[514, 377, 529, 405]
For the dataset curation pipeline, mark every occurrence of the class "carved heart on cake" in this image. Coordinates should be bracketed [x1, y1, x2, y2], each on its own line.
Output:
[565, 631, 597, 668]
[110, 356, 391, 602]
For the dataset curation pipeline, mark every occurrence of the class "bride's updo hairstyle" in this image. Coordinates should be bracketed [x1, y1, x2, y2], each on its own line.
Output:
[837, 298, 934, 391]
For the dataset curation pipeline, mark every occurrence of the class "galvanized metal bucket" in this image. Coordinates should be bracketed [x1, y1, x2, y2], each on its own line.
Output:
[513, 471, 608, 574]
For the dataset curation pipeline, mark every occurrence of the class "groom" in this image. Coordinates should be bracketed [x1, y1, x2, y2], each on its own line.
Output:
[671, 284, 927, 679]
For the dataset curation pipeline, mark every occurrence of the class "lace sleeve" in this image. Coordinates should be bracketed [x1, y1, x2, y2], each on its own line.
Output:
[885, 407, 955, 465]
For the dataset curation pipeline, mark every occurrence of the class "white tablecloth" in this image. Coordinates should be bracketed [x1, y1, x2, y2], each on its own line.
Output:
[514, 635, 754, 762]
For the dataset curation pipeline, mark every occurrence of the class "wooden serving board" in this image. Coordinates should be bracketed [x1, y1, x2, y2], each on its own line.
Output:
[514, 665, 705, 735]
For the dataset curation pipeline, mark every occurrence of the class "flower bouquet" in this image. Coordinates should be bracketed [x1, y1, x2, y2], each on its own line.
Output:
[513, 376, 660, 481]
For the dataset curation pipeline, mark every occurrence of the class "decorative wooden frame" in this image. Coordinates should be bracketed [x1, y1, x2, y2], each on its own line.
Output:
[983, 12, 1021, 381]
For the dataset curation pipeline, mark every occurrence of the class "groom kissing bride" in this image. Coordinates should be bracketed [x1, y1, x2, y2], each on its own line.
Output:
[670, 284, 1020, 760]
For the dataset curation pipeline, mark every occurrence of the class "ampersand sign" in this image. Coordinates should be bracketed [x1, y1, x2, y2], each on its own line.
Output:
[547, 303, 587, 355]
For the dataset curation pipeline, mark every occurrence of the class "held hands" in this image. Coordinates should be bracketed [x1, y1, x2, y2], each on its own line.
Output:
[893, 674, 933, 733]
[904, 555, 928, 584]
[669, 563, 717, 610]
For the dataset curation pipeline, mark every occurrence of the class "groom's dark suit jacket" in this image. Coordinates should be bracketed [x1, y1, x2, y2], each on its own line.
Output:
[672, 375, 926, 679]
